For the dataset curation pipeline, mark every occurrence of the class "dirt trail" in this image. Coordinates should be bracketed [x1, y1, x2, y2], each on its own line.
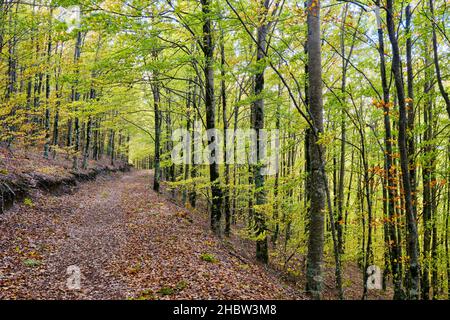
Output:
[0, 170, 304, 300]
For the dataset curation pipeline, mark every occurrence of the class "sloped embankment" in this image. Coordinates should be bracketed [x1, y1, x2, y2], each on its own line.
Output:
[0, 152, 131, 214]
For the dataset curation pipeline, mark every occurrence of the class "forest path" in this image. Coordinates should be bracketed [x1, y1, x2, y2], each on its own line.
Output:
[0, 170, 303, 299]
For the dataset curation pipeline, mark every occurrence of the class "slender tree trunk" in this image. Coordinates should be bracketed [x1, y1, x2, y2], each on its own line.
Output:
[82, 35, 101, 169]
[0, 0, 5, 57]
[165, 94, 175, 197]
[360, 131, 374, 300]
[52, 43, 64, 159]
[82, 115, 92, 170]
[304, 18, 311, 239]
[5, 4, 18, 147]
[405, 5, 416, 218]
[220, 29, 231, 237]
[273, 82, 282, 245]
[72, 31, 83, 170]
[446, 153, 450, 299]
[152, 66, 161, 192]
[343, 148, 354, 241]
[428, 0, 450, 118]
[43, 10, 53, 159]
[252, 0, 270, 263]
[201, 0, 223, 236]
[189, 83, 200, 208]
[336, 4, 354, 254]
[109, 128, 115, 166]
[421, 51, 434, 300]
[375, 4, 403, 299]
[183, 83, 192, 205]
[386, 0, 420, 299]
[430, 186, 438, 299]
[305, 0, 327, 299]
[232, 95, 240, 224]
[375, 6, 393, 290]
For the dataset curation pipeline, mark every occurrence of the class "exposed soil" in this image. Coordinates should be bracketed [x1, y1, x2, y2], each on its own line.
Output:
[0, 147, 129, 214]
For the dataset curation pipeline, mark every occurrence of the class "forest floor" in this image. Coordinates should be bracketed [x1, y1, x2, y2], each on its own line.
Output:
[0, 151, 394, 300]
[0, 169, 307, 299]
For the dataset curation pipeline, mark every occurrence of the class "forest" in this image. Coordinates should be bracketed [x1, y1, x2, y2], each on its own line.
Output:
[0, 0, 450, 301]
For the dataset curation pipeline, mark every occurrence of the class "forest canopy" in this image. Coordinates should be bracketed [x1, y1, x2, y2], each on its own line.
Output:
[1, 0, 450, 300]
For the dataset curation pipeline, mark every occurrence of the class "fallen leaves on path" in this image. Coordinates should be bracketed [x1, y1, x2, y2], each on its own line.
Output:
[0, 170, 305, 300]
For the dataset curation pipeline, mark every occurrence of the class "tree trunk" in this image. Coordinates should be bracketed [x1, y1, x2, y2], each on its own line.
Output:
[201, 0, 223, 236]
[374, 3, 403, 298]
[43, 11, 52, 159]
[429, 0, 450, 118]
[220, 29, 231, 237]
[152, 82, 161, 192]
[386, 0, 420, 299]
[273, 82, 282, 246]
[305, 0, 326, 299]
[251, 0, 270, 263]
[72, 31, 83, 170]
[405, 5, 416, 218]
[82, 116, 92, 170]
[421, 50, 434, 300]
